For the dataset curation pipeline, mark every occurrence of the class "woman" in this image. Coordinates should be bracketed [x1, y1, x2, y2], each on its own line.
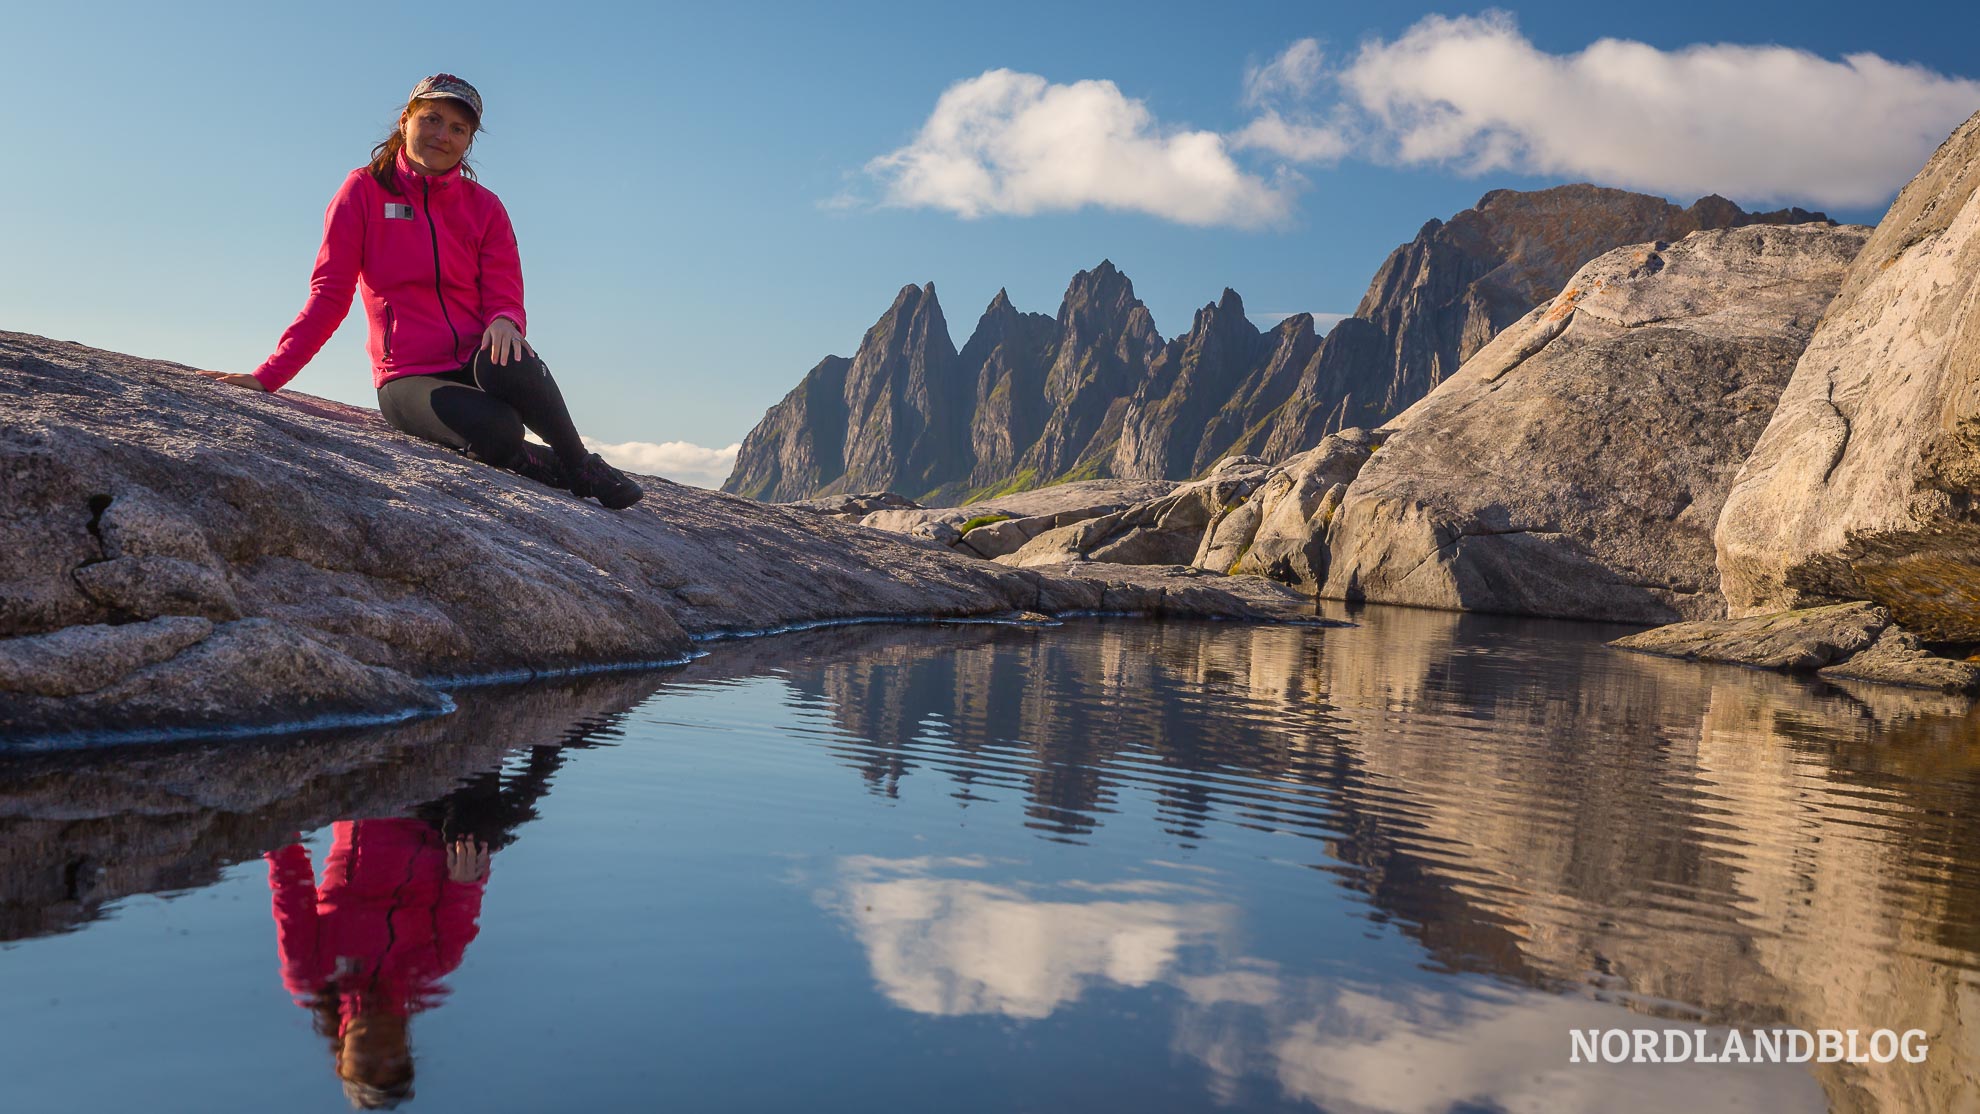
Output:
[201, 74, 642, 510]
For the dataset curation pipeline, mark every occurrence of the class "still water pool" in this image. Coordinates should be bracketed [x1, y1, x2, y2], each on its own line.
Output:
[3, 607, 1978, 1112]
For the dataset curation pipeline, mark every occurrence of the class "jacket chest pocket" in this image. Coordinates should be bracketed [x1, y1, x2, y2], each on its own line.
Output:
[368, 211, 429, 288]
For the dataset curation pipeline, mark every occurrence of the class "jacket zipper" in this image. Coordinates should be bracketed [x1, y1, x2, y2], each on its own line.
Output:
[383, 306, 394, 359]
[420, 177, 463, 365]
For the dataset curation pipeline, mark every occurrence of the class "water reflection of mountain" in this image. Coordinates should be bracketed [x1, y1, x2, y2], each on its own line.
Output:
[0, 671, 667, 942]
[693, 614, 1980, 1113]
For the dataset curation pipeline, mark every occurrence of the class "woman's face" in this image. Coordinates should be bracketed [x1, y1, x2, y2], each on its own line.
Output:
[400, 98, 476, 175]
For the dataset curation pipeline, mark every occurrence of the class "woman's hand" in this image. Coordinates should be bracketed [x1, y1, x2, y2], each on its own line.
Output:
[447, 836, 491, 883]
[481, 316, 534, 366]
[196, 370, 270, 392]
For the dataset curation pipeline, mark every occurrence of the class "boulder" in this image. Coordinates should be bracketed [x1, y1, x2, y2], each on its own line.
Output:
[1191, 429, 1378, 589]
[1609, 601, 1887, 670]
[996, 459, 1273, 569]
[1321, 223, 1868, 622]
[780, 491, 921, 523]
[858, 478, 1179, 556]
[1609, 602, 1980, 694]
[1716, 111, 1980, 641]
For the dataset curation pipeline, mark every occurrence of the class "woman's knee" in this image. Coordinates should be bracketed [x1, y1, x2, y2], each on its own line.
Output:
[472, 346, 552, 396]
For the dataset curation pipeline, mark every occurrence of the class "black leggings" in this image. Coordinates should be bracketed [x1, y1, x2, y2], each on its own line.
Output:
[377, 348, 587, 469]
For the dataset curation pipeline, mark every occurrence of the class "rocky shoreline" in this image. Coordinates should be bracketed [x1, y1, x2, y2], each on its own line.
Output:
[815, 112, 1980, 700]
[0, 332, 1322, 745]
[13, 108, 1980, 741]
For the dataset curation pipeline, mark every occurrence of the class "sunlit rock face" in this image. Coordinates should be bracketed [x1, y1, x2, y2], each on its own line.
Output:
[1322, 223, 1867, 623]
[1717, 110, 1980, 641]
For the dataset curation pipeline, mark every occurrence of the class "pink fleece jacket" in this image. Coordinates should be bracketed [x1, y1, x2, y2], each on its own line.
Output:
[253, 150, 527, 392]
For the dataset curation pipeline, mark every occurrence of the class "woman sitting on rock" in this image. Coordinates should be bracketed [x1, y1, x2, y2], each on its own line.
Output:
[200, 73, 643, 510]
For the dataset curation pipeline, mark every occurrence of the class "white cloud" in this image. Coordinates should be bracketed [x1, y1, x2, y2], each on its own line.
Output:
[1230, 110, 1352, 164]
[1326, 13, 1980, 207]
[862, 23, 1978, 230]
[866, 68, 1295, 228]
[583, 437, 739, 489]
[1244, 37, 1326, 106]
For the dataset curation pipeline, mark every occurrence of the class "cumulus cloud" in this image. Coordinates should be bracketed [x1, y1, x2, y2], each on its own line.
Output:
[1323, 13, 1980, 207]
[865, 68, 1295, 228]
[1243, 37, 1326, 106]
[868, 24, 1979, 229]
[583, 436, 739, 489]
[1229, 110, 1352, 164]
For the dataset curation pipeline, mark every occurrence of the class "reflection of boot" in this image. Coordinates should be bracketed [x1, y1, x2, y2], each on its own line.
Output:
[510, 442, 570, 490]
[567, 452, 644, 510]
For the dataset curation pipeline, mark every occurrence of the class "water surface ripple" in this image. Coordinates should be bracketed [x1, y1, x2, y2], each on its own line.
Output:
[3, 606, 1979, 1112]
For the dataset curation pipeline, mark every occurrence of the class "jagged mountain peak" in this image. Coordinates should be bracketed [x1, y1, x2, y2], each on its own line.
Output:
[883, 281, 942, 311]
[725, 182, 1836, 502]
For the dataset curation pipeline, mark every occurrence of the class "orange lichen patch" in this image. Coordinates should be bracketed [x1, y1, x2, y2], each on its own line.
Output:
[1544, 287, 1583, 321]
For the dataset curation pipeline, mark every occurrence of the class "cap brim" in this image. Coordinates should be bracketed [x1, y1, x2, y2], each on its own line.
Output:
[412, 92, 481, 120]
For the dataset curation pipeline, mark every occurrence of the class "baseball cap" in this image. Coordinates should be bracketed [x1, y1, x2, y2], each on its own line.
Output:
[410, 74, 482, 122]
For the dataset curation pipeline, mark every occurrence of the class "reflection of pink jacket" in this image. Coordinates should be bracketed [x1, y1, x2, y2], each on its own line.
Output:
[266, 819, 487, 1022]
[253, 149, 528, 392]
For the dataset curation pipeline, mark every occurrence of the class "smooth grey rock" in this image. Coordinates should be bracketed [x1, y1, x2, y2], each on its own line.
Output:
[1716, 111, 1980, 641]
[1207, 429, 1378, 590]
[780, 492, 922, 522]
[864, 478, 1181, 559]
[1245, 187, 1833, 462]
[1610, 601, 1888, 669]
[1021, 562, 1328, 623]
[1817, 626, 1980, 694]
[997, 465, 1272, 569]
[1192, 497, 1262, 574]
[958, 517, 1030, 559]
[1322, 224, 1867, 622]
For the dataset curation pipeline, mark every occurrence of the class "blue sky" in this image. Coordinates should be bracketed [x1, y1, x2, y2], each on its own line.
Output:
[6, 1, 1978, 485]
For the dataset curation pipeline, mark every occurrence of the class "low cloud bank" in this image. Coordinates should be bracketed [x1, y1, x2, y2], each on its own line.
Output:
[584, 437, 739, 490]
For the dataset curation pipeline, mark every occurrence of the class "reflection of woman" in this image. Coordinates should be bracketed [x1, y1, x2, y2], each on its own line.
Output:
[266, 741, 577, 1108]
[266, 821, 490, 1109]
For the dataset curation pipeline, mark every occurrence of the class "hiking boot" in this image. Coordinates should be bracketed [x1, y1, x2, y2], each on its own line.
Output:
[510, 441, 571, 490]
[567, 452, 644, 509]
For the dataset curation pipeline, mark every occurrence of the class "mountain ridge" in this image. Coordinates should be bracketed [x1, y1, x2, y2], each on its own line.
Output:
[722, 186, 1831, 503]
